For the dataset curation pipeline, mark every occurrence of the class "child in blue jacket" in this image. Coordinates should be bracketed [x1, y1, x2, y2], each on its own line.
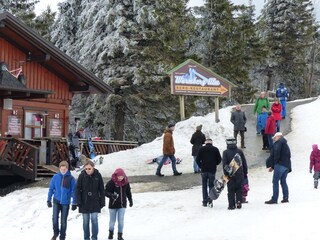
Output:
[47, 161, 77, 240]
[258, 106, 269, 150]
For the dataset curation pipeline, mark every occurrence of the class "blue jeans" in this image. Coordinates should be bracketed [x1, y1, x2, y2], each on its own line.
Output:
[109, 208, 126, 233]
[201, 172, 215, 203]
[276, 120, 281, 132]
[52, 202, 69, 240]
[82, 212, 99, 240]
[272, 164, 289, 202]
[193, 156, 199, 173]
[280, 100, 287, 118]
[156, 155, 178, 174]
[267, 134, 273, 150]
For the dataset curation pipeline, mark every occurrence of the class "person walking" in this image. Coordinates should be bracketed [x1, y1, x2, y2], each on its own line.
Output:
[105, 168, 133, 240]
[257, 106, 269, 150]
[265, 132, 292, 204]
[253, 91, 270, 134]
[276, 83, 289, 119]
[271, 98, 282, 132]
[190, 124, 206, 173]
[222, 137, 248, 210]
[156, 123, 182, 177]
[309, 144, 320, 189]
[196, 138, 221, 207]
[76, 160, 105, 240]
[230, 105, 247, 148]
[265, 111, 276, 150]
[47, 161, 77, 240]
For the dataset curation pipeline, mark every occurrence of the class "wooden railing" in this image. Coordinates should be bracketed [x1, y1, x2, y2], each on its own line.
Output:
[0, 137, 38, 180]
[30, 138, 138, 166]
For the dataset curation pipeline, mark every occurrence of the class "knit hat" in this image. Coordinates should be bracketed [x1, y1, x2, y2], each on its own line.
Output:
[111, 168, 128, 187]
[168, 123, 175, 128]
[196, 125, 202, 131]
[226, 137, 237, 145]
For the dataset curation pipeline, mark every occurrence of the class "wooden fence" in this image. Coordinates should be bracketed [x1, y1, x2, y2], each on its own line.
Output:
[0, 137, 38, 180]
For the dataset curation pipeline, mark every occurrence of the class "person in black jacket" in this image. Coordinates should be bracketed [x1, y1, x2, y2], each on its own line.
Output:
[265, 132, 291, 204]
[190, 124, 206, 173]
[222, 137, 248, 210]
[76, 160, 105, 240]
[196, 138, 221, 207]
[230, 105, 247, 148]
[105, 168, 133, 240]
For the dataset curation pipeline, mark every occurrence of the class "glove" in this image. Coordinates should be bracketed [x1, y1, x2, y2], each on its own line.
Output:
[111, 193, 118, 200]
[310, 169, 312, 174]
[71, 205, 77, 211]
[129, 201, 133, 207]
[47, 201, 52, 208]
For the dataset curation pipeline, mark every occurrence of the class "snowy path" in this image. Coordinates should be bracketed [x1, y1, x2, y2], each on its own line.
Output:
[1, 98, 319, 240]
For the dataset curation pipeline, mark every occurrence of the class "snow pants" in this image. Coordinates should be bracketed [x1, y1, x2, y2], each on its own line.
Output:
[227, 176, 243, 208]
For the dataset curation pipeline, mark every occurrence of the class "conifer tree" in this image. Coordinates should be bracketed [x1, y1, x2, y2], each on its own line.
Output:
[34, 6, 56, 40]
[258, 0, 317, 98]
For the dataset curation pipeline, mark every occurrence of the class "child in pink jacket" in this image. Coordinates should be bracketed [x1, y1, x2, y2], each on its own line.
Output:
[310, 144, 320, 189]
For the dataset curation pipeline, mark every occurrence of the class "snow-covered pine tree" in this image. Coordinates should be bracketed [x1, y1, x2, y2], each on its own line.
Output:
[34, 7, 56, 40]
[51, 0, 194, 142]
[258, 0, 316, 98]
[189, 0, 261, 103]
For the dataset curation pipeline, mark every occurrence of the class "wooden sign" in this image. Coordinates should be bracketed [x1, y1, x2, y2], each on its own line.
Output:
[8, 115, 22, 135]
[168, 59, 236, 97]
[49, 119, 62, 137]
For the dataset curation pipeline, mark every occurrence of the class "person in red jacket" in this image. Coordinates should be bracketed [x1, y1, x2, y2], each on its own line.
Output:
[310, 144, 320, 189]
[271, 99, 282, 132]
[265, 111, 276, 150]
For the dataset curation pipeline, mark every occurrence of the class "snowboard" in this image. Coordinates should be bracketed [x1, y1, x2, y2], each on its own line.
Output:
[209, 153, 242, 201]
[145, 155, 182, 165]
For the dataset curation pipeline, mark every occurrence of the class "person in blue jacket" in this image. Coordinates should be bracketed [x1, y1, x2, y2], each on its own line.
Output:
[47, 161, 77, 240]
[276, 83, 289, 119]
[258, 106, 269, 150]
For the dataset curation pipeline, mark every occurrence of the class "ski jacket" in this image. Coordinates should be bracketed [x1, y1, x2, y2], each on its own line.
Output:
[230, 110, 247, 131]
[271, 102, 282, 121]
[163, 129, 175, 155]
[222, 144, 248, 179]
[310, 144, 320, 172]
[196, 143, 221, 174]
[47, 170, 76, 205]
[76, 169, 105, 213]
[266, 137, 292, 172]
[190, 130, 206, 156]
[105, 180, 133, 209]
[276, 86, 289, 101]
[253, 97, 270, 115]
[258, 112, 268, 131]
[265, 115, 276, 135]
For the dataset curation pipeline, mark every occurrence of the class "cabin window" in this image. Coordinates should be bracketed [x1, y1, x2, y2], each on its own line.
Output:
[24, 111, 46, 139]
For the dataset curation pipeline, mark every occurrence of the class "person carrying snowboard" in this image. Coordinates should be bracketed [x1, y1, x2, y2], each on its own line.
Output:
[222, 137, 248, 210]
[196, 138, 221, 207]
[105, 168, 133, 240]
[309, 144, 320, 189]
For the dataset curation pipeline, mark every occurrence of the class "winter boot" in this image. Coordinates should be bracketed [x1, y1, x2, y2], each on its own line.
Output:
[51, 234, 59, 240]
[118, 232, 124, 240]
[314, 179, 318, 189]
[108, 230, 114, 239]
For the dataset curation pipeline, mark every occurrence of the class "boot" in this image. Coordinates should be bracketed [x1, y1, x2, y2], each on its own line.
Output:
[51, 234, 59, 240]
[118, 232, 124, 240]
[108, 230, 114, 239]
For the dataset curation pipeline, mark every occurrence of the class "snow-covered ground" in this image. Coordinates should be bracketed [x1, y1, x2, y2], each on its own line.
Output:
[1, 97, 320, 240]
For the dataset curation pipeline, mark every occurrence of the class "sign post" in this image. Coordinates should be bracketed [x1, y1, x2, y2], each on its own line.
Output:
[168, 59, 237, 121]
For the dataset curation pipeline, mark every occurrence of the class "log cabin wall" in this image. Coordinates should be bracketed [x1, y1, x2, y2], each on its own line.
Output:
[0, 37, 72, 138]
